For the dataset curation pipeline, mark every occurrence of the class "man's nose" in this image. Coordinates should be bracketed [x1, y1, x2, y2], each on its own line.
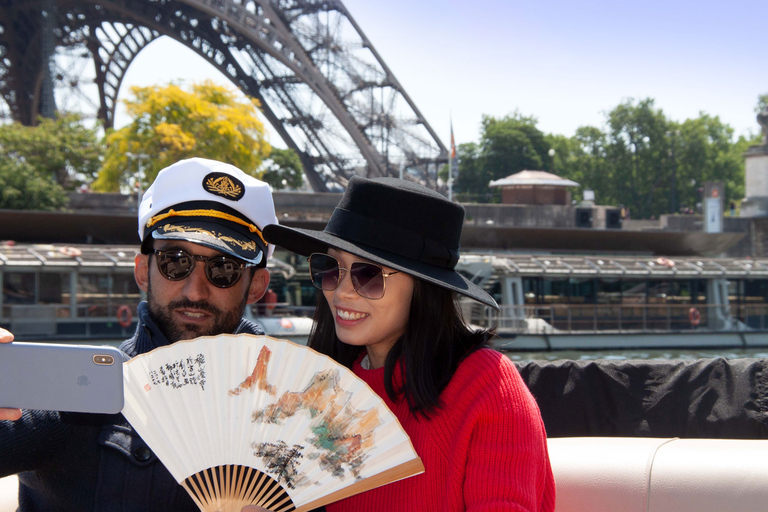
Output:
[181, 263, 211, 301]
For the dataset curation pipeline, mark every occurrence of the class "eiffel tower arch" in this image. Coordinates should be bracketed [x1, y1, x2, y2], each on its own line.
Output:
[0, 0, 448, 191]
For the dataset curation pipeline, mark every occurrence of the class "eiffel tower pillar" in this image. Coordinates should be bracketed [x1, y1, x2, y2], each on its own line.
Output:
[39, 0, 57, 119]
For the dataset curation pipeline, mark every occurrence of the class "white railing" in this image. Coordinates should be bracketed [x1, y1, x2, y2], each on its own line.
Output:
[477, 303, 768, 334]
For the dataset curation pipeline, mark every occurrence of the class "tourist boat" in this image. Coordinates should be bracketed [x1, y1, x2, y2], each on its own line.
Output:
[455, 253, 768, 351]
[0, 243, 312, 343]
[5, 243, 768, 351]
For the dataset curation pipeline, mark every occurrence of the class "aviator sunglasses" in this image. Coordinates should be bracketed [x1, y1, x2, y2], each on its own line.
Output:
[153, 249, 255, 288]
[308, 253, 400, 300]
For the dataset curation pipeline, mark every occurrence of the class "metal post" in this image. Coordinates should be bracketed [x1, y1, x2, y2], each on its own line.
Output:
[667, 306, 672, 331]
[69, 271, 77, 318]
[593, 306, 597, 332]
[126, 152, 150, 206]
[618, 305, 623, 332]
[40, 0, 57, 119]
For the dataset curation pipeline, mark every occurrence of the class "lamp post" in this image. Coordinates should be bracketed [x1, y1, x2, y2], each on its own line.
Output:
[125, 152, 150, 207]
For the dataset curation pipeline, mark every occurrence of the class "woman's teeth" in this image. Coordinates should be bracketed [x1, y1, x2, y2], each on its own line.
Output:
[337, 309, 367, 320]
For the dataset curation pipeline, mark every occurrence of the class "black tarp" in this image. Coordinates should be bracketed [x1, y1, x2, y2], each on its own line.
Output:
[515, 358, 768, 439]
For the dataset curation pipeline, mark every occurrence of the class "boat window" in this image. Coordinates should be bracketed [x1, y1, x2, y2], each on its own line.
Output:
[111, 273, 142, 316]
[647, 279, 706, 305]
[3, 272, 35, 307]
[76, 273, 110, 317]
[742, 279, 768, 304]
[38, 272, 72, 319]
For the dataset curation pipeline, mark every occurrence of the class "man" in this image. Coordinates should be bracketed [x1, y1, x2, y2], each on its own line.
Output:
[0, 157, 278, 511]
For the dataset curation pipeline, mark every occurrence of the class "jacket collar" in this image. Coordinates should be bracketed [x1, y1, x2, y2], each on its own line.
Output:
[119, 301, 264, 358]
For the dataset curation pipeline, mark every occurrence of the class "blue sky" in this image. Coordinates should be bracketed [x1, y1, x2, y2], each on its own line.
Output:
[118, 0, 768, 147]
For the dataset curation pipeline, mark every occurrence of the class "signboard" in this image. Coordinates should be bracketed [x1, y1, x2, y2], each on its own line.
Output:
[703, 182, 724, 234]
[705, 197, 722, 233]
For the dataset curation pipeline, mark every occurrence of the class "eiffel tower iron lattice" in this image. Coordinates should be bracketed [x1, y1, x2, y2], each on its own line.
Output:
[0, 0, 448, 191]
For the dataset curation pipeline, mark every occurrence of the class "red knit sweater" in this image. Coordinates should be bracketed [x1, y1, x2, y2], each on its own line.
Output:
[327, 348, 556, 512]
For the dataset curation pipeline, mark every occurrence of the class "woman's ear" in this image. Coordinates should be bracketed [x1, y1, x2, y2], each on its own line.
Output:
[134, 253, 150, 292]
[246, 267, 271, 304]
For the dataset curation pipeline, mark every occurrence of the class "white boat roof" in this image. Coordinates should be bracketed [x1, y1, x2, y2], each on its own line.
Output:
[0, 243, 295, 278]
[459, 253, 768, 279]
[489, 170, 580, 188]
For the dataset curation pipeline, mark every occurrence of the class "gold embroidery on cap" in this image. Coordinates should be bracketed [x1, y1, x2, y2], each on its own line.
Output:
[147, 209, 267, 247]
[219, 235, 257, 252]
[205, 176, 242, 198]
[160, 225, 257, 252]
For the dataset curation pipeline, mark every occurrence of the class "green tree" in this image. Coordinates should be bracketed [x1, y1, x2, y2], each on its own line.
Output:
[0, 159, 67, 210]
[453, 142, 495, 202]
[481, 112, 552, 179]
[548, 99, 745, 218]
[453, 113, 552, 202]
[604, 98, 673, 218]
[0, 113, 103, 189]
[755, 93, 768, 114]
[547, 128, 613, 204]
[259, 148, 304, 190]
[94, 81, 271, 191]
[671, 114, 745, 214]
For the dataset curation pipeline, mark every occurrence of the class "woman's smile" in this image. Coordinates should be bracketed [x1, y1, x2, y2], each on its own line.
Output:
[324, 248, 414, 368]
[334, 306, 370, 323]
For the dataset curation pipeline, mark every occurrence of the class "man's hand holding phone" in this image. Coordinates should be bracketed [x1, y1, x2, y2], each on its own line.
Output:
[0, 328, 21, 421]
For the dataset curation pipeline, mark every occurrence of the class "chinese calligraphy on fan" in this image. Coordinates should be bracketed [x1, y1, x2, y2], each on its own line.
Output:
[148, 354, 207, 390]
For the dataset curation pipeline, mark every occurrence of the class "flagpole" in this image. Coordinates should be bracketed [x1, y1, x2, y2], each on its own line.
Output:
[448, 118, 454, 201]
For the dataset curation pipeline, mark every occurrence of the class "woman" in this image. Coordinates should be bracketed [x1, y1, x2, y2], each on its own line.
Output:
[262, 176, 555, 512]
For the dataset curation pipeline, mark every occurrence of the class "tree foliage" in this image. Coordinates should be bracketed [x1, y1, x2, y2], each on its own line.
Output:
[456, 98, 750, 218]
[0, 159, 67, 210]
[259, 147, 304, 190]
[454, 113, 553, 202]
[93, 81, 271, 192]
[0, 113, 103, 189]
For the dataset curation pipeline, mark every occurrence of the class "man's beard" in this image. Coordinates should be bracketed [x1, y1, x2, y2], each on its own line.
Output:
[146, 278, 249, 343]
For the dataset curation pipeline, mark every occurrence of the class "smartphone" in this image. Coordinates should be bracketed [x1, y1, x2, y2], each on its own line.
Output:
[0, 342, 125, 414]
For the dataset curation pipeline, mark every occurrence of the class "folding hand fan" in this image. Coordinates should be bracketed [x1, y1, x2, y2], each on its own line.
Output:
[121, 334, 424, 512]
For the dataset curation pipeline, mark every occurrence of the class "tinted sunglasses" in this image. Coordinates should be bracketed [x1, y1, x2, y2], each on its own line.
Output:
[308, 253, 400, 300]
[153, 249, 254, 288]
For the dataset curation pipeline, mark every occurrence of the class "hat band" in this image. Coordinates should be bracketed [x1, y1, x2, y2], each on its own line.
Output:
[146, 209, 268, 247]
[325, 208, 459, 269]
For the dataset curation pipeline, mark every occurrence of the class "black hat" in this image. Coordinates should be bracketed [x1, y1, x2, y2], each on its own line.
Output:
[262, 176, 498, 309]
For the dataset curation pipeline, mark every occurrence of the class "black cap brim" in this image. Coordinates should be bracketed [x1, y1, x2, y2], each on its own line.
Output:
[152, 219, 265, 264]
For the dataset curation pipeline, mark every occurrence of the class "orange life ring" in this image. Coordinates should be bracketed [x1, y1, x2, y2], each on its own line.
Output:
[117, 305, 133, 328]
[688, 307, 701, 326]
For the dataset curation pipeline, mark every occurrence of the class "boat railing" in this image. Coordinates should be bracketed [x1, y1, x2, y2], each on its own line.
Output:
[1, 302, 145, 339]
[479, 303, 768, 334]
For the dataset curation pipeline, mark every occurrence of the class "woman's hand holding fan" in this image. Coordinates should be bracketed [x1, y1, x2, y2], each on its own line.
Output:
[122, 334, 424, 512]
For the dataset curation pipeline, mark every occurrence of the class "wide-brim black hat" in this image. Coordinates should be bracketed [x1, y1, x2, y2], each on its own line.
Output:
[263, 176, 498, 309]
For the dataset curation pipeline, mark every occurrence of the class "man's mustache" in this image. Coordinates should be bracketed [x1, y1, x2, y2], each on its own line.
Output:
[167, 298, 222, 316]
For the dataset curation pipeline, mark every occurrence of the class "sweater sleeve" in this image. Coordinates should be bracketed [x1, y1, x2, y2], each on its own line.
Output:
[0, 410, 73, 477]
[458, 350, 556, 512]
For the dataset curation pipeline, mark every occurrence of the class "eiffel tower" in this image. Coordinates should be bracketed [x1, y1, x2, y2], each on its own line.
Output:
[0, 0, 448, 191]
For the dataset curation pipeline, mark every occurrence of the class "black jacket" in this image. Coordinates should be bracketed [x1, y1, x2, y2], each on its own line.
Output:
[0, 302, 265, 512]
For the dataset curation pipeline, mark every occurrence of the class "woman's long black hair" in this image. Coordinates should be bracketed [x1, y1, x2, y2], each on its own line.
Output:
[308, 278, 495, 417]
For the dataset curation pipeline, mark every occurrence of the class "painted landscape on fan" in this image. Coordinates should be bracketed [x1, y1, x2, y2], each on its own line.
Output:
[122, 334, 424, 512]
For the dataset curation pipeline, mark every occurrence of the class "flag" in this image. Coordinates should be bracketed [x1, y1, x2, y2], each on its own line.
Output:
[450, 121, 459, 179]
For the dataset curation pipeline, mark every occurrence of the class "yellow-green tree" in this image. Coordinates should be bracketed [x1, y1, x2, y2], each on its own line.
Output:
[93, 81, 271, 191]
